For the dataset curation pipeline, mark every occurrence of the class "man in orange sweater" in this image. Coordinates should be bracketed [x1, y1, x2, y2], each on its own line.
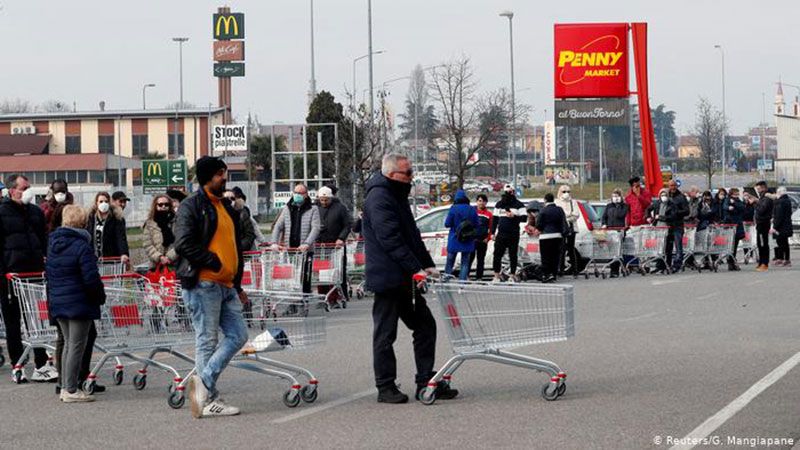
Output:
[174, 156, 248, 418]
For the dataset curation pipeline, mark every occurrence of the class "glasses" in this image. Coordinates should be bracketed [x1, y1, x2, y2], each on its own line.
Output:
[393, 169, 413, 177]
[563, 190, 571, 193]
[156, 203, 171, 208]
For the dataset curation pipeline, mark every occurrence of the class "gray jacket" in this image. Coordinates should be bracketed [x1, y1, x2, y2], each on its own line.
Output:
[271, 199, 320, 247]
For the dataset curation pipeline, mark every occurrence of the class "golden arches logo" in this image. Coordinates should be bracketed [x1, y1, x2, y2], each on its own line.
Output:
[215, 15, 239, 37]
[147, 163, 162, 177]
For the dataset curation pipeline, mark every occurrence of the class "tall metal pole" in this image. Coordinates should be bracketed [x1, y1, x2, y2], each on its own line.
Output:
[172, 37, 189, 157]
[500, 11, 516, 188]
[715, 45, 726, 188]
[599, 126, 604, 200]
[142, 83, 155, 110]
[309, 0, 317, 103]
[367, 0, 374, 122]
[761, 92, 767, 176]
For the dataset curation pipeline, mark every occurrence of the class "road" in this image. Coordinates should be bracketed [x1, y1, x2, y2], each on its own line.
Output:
[1, 265, 798, 449]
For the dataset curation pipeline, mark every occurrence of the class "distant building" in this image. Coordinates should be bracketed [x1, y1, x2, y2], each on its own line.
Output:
[774, 80, 800, 183]
[677, 135, 701, 158]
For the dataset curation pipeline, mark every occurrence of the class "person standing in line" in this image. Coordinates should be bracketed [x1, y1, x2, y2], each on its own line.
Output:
[712, 188, 728, 224]
[142, 195, 178, 269]
[625, 176, 653, 227]
[443, 189, 479, 281]
[684, 186, 700, 224]
[270, 183, 320, 293]
[535, 193, 568, 283]
[665, 180, 689, 272]
[469, 194, 493, 280]
[771, 186, 792, 267]
[223, 189, 257, 252]
[46, 205, 105, 403]
[175, 156, 249, 418]
[722, 188, 745, 271]
[753, 181, 774, 272]
[490, 185, 526, 282]
[363, 154, 457, 404]
[0, 174, 58, 383]
[555, 185, 580, 276]
[315, 186, 352, 301]
[40, 179, 74, 237]
[111, 191, 130, 213]
[646, 188, 675, 273]
[601, 189, 629, 277]
[85, 192, 130, 266]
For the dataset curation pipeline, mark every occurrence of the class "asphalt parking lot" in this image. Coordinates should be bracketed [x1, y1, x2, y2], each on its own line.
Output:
[1, 264, 798, 449]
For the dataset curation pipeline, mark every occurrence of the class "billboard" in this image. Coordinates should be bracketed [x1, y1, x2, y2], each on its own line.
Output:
[544, 166, 580, 185]
[213, 13, 245, 40]
[554, 23, 629, 98]
[212, 124, 248, 153]
[213, 41, 245, 61]
[555, 99, 629, 126]
[142, 159, 187, 194]
[214, 62, 246, 77]
[543, 121, 557, 165]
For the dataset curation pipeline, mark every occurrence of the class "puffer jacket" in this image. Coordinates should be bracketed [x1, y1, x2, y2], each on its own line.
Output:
[773, 195, 793, 236]
[271, 197, 320, 247]
[602, 202, 628, 228]
[754, 193, 774, 225]
[317, 198, 352, 244]
[444, 190, 479, 253]
[234, 200, 257, 251]
[45, 227, 104, 320]
[0, 198, 47, 278]
[721, 198, 745, 239]
[142, 216, 178, 269]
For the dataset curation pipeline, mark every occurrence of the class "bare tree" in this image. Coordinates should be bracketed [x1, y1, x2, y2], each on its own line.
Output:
[694, 97, 726, 189]
[38, 100, 71, 112]
[0, 98, 32, 114]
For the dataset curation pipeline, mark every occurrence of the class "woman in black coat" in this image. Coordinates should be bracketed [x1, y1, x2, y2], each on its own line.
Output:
[772, 187, 793, 266]
[85, 192, 129, 265]
[601, 189, 629, 228]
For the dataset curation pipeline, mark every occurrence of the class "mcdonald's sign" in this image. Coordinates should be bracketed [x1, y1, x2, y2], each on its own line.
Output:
[142, 159, 187, 194]
[213, 13, 245, 40]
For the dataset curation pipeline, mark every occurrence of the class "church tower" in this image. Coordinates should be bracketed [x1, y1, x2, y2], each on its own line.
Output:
[775, 80, 785, 116]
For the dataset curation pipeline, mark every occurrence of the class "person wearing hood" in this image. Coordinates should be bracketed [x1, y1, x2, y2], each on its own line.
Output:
[143, 194, 178, 268]
[40, 179, 74, 236]
[555, 184, 580, 276]
[85, 192, 129, 265]
[363, 154, 456, 404]
[772, 186, 792, 267]
[443, 190, 479, 281]
[224, 188, 257, 251]
[271, 183, 320, 292]
[490, 184, 527, 281]
[0, 174, 58, 383]
[46, 205, 105, 403]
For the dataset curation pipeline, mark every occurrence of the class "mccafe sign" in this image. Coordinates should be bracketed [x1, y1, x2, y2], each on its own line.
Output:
[213, 41, 245, 61]
[554, 99, 629, 126]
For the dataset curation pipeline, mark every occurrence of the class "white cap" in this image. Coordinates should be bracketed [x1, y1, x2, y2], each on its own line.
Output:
[318, 186, 333, 198]
[503, 184, 514, 192]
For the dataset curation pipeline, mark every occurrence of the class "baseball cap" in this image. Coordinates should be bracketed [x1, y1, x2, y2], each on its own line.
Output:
[112, 191, 130, 202]
[318, 186, 333, 198]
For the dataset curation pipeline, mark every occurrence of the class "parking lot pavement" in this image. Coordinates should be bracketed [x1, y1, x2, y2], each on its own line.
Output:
[1, 265, 798, 449]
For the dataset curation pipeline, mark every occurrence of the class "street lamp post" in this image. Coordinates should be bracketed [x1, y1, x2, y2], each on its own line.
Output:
[500, 11, 517, 189]
[714, 44, 726, 188]
[172, 37, 189, 158]
[142, 83, 155, 110]
[309, 0, 317, 103]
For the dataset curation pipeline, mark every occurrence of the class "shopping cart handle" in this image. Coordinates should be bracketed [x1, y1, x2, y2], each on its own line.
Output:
[5, 272, 45, 280]
[100, 273, 146, 281]
[412, 273, 427, 282]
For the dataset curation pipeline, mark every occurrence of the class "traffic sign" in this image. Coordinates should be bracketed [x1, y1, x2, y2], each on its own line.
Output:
[675, 179, 682, 188]
[142, 159, 187, 194]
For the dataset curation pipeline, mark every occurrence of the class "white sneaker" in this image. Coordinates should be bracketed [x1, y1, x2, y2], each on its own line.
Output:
[60, 390, 95, 403]
[31, 365, 58, 383]
[201, 398, 240, 417]
[188, 375, 209, 419]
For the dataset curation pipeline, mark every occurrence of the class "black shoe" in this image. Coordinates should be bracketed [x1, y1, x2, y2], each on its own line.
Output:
[416, 382, 460, 401]
[55, 385, 61, 395]
[80, 382, 106, 393]
[377, 385, 408, 404]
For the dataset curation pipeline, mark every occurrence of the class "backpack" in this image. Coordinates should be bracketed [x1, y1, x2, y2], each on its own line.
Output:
[455, 219, 476, 243]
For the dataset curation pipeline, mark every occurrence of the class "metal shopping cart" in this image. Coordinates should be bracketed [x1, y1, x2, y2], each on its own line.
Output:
[681, 224, 698, 270]
[4, 273, 57, 383]
[520, 234, 541, 265]
[418, 278, 574, 405]
[422, 234, 449, 270]
[310, 244, 347, 308]
[706, 224, 737, 272]
[261, 248, 307, 292]
[578, 228, 626, 279]
[346, 238, 368, 299]
[233, 291, 327, 408]
[624, 226, 671, 274]
[98, 257, 128, 277]
[739, 222, 757, 265]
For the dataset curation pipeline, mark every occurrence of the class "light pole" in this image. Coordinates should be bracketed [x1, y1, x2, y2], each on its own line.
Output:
[172, 37, 189, 158]
[367, 0, 375, 122]
[500, 11, 517, 189]
[142, 83, 155, 110]
[714, 44, 726, 188]
[309, 0, 317, 103]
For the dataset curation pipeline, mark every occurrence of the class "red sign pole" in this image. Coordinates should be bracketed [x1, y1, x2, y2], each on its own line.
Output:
[630, 22, 663, 194]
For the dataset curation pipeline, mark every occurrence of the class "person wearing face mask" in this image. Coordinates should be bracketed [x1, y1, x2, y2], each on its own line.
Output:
[85, 192, 129, 266]
[684, 186, 700, 224]
[143, 195, 178, 269]
[753, 181, 774, 272]
[0, 174, 59, 383]
[555, 184, 580, 276]
[490, 184, 527, 282]
[223, 188, 256, 252]
[601, 189, 629, 277]
[271, 183, 321, 293]
[696, 191, 715, 232]
[711, 188, 727, 225]
[646, 188, 675, 272]
[722, 188, 745, 271]
[40, 179, 74, 237]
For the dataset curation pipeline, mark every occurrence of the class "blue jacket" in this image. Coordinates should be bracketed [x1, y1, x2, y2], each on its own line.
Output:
[45, 227, 104, 320]
[444, 190, 479, 253]
[363, 173, 435, 293]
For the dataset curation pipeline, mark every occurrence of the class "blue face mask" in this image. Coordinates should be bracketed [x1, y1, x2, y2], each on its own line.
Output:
[292, 194, 304, 204]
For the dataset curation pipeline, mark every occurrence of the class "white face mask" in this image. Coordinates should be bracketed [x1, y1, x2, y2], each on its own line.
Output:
[611, 196, 621, 203]
[21, 189, 35, 205]
[561, 192, 571, 201]
[660, 195, 668, 202]
[54, 192, 67, 203]
[98, 201, 110, 213]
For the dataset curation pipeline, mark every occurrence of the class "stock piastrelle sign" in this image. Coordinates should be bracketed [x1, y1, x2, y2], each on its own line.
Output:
[554, 23, 629, 98]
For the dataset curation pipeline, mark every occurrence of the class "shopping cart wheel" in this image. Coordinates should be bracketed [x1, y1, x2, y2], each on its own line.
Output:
[83, 380, 96, 394]
[601, 273, 607, 280]
[283, 389, 301, 408]
[168, 391, 185, 409]
[300, 385, 318, 403]
[341, 299, 348, 309]
[356, 290, 364, 300]
[133, 374, 147, 391]
[12, 370, 24, 384]
[557, 382, 567, 397]
[418, 387, 436, 405]
[113, 370, 124, 386]
[541, 383, 560, 401]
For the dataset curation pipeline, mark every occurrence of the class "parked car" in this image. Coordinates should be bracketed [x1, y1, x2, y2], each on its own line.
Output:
[408, 196, 431, 216]
[463, 181, 492, 193]
[792, 208, 800, 247]
[415, 198, 598, 277]
[589, 201, 607, 223]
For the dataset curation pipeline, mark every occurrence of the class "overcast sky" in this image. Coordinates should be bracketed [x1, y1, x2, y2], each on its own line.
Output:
[1, 0, 797, 135]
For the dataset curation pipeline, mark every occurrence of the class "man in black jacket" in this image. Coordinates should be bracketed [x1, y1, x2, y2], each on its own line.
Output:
[363, 153, 457, 404]
[175, 157, 248, 418]
[772, 186, 792, 267]
[0, 174, 58, 383]
[753, 181, 774, 271]
[535, 193, 568, 282]
[316, 186, 352, 301]
[666, 180, 689, 272]
[491, 185, 527, 281]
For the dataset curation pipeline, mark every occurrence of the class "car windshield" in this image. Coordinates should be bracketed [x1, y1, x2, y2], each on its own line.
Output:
[416, 209, 447, 233]
[580, 201, 600, 223]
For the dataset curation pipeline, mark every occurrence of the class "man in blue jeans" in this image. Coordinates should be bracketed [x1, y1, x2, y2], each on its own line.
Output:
[174, 156, 249, 418]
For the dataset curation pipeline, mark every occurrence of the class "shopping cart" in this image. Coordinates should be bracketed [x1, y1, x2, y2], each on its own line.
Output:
[681, 224, 697, 270]
[706, 225, 737, 272]
[418, 278, 573, 405]
[84, 274, 195, 400]
[241, 251, 266, 292]
[232, 291, 327, 408]
[422, 234, 449, 270]
[98, 257, 128, 277]
[310, 243, 346, 308]
[261, 247, 307, 292]
[624, 226, 671, 274]
[520, 234, 541, 265]
[739, 222, 756, 265]
[578, 228, 626, 279]
[346, 238, 368, 299]
[4, 273, 57, 383]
